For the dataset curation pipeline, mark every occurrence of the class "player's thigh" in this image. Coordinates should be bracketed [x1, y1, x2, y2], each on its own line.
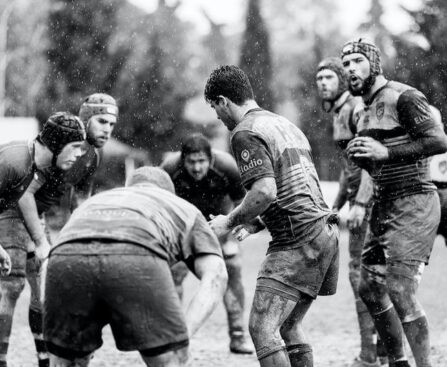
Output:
[44, 253, 104, 355]
[141, 346, 189, 367]
[385, 192, 439, 264]
[0, 217, 31, 279]
[102, 251, 188, 353]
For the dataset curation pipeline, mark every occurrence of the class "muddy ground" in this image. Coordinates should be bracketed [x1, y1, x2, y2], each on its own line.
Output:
[6, 229, 447, 366]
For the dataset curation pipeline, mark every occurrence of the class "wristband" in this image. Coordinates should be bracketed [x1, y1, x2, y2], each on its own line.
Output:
[354, 201, 367, 208]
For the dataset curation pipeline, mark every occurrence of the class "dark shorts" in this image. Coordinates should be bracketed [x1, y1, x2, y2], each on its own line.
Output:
[256, 218, 339, 300]
[43, 242, 189, 359]
[0, 217, 32, 278]
[362, 191, 440, 266]
[436, 186, 447, 238]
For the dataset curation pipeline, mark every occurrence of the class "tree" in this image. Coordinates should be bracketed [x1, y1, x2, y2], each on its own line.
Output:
[239, 0, 274, 111]
[41, 0, 128, 120]
[113, 0, 197, 162]
[2, 0, 49, 116]
[392, 0, 447, 121]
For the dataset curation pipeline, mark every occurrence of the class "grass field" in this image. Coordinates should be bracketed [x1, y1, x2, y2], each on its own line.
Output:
[6, 182, 447, 366]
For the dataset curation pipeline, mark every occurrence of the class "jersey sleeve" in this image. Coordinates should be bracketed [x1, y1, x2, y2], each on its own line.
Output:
[182, 213, 223, 271]
[214, 151, 246, 202]
[397, 90, 439, 137]
[231, 130, 274, 188]
[160, 152, 182, 176]
[0, 164, 12, 198]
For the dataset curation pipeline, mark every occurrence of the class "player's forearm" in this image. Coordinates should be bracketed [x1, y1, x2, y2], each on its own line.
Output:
[354, 169, 373, 205]
[18, 192, 45, 242]
[332, 170, 348, 210]
[185, 263, 227, 337]
[227, 177, 276, 228]
[388, 134, 447, 163]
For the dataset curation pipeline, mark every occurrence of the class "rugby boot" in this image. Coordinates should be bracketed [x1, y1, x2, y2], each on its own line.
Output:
[349, 357, 381, 367]
[229, 332, 254, 354]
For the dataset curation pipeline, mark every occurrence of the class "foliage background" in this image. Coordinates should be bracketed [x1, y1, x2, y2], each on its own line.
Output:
[1, 0, 446, 180]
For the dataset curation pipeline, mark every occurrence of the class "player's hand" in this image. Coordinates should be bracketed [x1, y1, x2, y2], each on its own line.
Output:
[35, 237, 51, 260]
[231, 225, 251, 242]
[347, 137, 389, 161]
[0, 245, 11, 276]
[231, 220, 265, 241]
[347, 204, 366, 230]
[209, 214, 232, 239]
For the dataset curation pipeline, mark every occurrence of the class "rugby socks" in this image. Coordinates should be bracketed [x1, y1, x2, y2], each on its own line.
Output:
[29, 308, 49, 367]
[355, 299, 377, 363]
[371, 306, 406, 362]
[402, 316, 432, 367]
[0, 313, 12, 367]
[388, 361, 410, 367]
[286, 343, 313, 367]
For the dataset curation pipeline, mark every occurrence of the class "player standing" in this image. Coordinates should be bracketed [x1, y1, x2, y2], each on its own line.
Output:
[206, 65, 339, 367]
[316, 57, 384, 367]
[342, 38, 447, 367]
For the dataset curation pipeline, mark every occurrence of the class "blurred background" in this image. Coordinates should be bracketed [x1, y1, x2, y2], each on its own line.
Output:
[0, 0, 445, 190]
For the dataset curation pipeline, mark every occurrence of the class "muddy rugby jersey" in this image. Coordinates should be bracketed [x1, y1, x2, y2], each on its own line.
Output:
[230, 108, 331, 249]
[54, 184, 222, 266]
[331, 91, 363, 203]
[0, 140, 36, 213]
[34, 144, 99, 214]
[161, 150, 245, 219]
[352, 81, 438, 201]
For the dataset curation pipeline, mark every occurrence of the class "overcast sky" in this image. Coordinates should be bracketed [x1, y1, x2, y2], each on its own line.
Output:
[128, 0, 423, 35]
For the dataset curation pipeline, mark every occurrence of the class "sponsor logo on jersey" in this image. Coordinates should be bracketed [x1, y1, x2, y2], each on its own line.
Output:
[241, 149, 250, 162]
[376, 102, 385, 120]
[239, 158, 263, 173]
[414, 115, 429, 125]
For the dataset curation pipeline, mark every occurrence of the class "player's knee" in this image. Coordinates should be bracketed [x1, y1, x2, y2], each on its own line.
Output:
[358, 276, 373, 303]
[224, 255, 242, 280]
[0, 277, 26, 301]
[348, 266, 361, 294]
[248, 314, 286, 361]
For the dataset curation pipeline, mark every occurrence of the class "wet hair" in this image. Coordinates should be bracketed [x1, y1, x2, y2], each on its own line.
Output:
[204, 65, 254, 105]
[126, 166, 175, 193]
[181, 133, 212, 161]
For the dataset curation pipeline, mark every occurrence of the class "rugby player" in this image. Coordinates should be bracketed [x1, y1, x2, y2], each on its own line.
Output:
[205, 65, 339, 367]
[316, 57, 384, 367]
[342, 38, 447, 367]
[2, 94, 117, 367]
[0, 112, 86, 367]
[161, 133, 253, 354]
[427, 106, 447, 242]
[42, 167, 227, 367]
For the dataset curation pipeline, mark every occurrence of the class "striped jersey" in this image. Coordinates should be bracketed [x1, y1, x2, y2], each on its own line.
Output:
[230, 108, 331, 249]
[331, 91, 363, 202]
[0, 140, 35, 213]
[352, 81, 437, 200]
[54, 184, 222, 267]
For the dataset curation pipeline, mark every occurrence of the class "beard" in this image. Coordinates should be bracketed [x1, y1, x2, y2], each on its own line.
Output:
[349, 74, 376, 96]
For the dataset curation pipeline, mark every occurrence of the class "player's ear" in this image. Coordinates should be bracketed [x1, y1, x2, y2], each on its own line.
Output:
[217, 95, 227, 107]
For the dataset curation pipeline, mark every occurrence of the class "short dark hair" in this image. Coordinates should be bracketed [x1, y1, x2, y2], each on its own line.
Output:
[181, 133, 212, 161]
[126, 166, 175, 193]
[204, 65, 254, 105]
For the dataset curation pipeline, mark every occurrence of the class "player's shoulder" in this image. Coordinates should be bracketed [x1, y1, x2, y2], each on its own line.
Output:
[384, 80, 422, 103]
[160, 151, 182, 175]
[0, 140, 32, 171]
[212, 149, 238, 173]
[345, 94, 363, 110]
